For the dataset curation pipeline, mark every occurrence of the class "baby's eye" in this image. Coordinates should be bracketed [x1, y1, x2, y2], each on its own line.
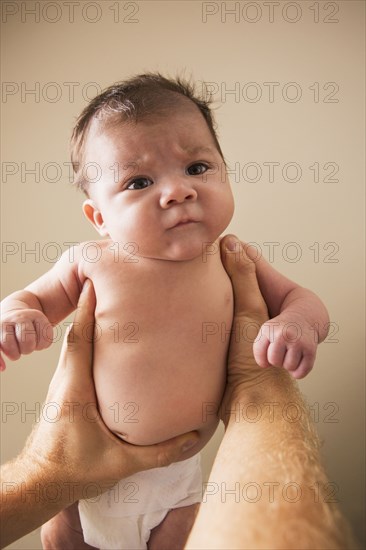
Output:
[127, 177, 153, 190]
[186, 163, 209, 176]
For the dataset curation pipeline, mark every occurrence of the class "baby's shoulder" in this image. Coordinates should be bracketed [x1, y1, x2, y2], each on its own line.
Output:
[74, 239, 135, 277]
[74, 239, 113, 258]
[54, 240, 111, 276]
[73, 238, 110, 263]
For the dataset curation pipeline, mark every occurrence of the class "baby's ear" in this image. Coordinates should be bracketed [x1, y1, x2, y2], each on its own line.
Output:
[82, 200, 109, 237]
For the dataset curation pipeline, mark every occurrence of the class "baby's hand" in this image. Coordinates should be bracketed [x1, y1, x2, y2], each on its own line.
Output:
[253, 314, 318, 379]
[0, 309, 52, 371]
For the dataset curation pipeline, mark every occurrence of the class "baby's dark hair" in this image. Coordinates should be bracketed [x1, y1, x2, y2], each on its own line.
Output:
[70, 73, 224, 195]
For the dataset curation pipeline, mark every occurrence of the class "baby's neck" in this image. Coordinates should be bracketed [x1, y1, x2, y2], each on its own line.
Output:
[137, 240, 223, 270]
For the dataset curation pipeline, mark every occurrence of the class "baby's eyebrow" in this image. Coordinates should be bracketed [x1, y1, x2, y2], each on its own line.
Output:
[114, 146, 216, 178]
[182, 146, 215, 156]
[122, 146, 215, 167]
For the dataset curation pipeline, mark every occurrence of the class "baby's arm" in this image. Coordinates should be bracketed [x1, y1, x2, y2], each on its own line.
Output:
[0, 246, 84, 370]
[242, 242, 330, 379]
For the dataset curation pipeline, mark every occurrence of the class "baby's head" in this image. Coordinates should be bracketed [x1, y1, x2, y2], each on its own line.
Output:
[71, 73, 234, 261]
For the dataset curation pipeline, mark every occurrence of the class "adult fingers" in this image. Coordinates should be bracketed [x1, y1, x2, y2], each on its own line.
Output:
[220, 235, 268, 322]
[120, 431, 200, 475]
[56, 279, 96, 383]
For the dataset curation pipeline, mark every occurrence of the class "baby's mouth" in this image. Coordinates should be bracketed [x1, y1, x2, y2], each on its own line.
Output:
[173, 220, 197, 228]
[169, 216, 200, 229]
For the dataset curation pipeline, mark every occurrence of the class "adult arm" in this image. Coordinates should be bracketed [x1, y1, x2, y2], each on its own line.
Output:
[186, 235, 357, 550]
[0, 280, 199, 549]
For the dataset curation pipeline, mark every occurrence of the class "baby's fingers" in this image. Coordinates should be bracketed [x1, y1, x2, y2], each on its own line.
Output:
[34, 317, 53, 351]
[15, 319, 39, 355]
[290, 354, 315, 380]
[15, 313, 53, 353]
[267, 340, 287, 367]
[253, 332, 271, 368]
[0, 316, 52, 362]
[282, 347, 303, 373]
[0, 323, 21, 361]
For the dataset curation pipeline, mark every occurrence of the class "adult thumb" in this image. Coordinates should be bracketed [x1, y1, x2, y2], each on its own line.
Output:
[220, 235, 268, 321]
[126, 431, 200, 473]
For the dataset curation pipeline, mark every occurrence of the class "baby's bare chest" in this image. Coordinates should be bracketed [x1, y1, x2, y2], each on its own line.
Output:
[82, 250, 233, 341]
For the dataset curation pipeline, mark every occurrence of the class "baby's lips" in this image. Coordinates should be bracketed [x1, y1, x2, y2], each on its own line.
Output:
[171, 220, 199, 229]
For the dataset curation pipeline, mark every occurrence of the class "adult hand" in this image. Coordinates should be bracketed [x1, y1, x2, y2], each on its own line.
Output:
[219, 235, 275, 417]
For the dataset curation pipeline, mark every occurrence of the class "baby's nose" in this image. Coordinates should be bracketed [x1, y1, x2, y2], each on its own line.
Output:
[159, 179, 198, 208]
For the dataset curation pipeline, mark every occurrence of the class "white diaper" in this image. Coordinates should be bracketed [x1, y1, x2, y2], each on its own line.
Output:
[78, 454, 202, 550]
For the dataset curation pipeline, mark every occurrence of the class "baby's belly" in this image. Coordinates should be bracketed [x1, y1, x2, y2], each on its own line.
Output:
[92, 313, 231, 450]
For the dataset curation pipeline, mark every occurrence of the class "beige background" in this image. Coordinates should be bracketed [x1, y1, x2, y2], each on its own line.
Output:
[1, 0, 365, 547]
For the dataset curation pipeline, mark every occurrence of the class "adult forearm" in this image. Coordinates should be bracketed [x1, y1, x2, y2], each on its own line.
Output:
[187, 370, 356, 549]
[1, 455, 75, 548]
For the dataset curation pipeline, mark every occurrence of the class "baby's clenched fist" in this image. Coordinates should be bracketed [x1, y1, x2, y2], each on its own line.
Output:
[0, 309, 52, 370]
[253, 314, 318, 379]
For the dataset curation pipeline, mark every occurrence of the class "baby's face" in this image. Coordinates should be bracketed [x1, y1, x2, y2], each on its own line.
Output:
[83, 106, 234, 261]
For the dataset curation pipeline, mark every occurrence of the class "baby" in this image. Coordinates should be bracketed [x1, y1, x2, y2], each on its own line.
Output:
[0, 74, 329, 549]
